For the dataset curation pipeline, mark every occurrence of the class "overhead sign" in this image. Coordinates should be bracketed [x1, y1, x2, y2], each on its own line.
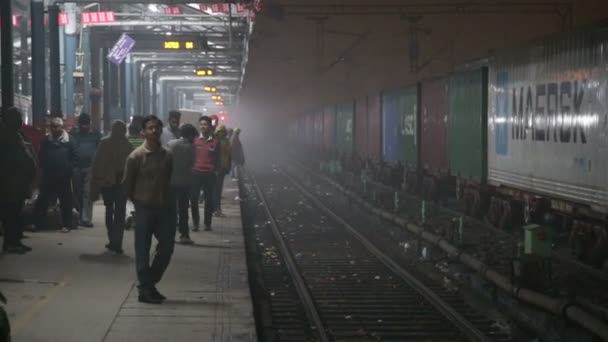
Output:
[81, 11, 115, 24]
[164, 7, 182, 15]
[163, 40, 198, 50]
[58, 13, 69, 25]
[196, 69, 215, 76]
[107, 34, 135, 65]
[200, 3, 247, 14]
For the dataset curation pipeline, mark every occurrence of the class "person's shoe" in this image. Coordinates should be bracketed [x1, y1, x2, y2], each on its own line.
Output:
[151, 288, 166, 301]
[3, 245, 27, 254]
[204, 225, 212, 231]
[192, 225, 200, 232]
[179, 236, 194, 245]
[60, 227, 70, 233]
[19, 243, 32, 252]
[80, 222, 94, 228]
[113, 248, 124, 255]
[138, 292, 162, 304]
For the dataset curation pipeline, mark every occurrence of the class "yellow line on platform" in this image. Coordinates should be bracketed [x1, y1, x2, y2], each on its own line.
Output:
[11, 275, 71, 335]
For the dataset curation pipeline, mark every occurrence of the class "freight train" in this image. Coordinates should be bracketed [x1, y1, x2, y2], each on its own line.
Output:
[290, 23, 608, 267]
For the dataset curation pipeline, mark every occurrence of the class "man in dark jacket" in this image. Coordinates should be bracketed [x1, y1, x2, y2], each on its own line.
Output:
[0, 108, 37, 254]
[35, 117, 77, 233]
[71, 113, 101, 227]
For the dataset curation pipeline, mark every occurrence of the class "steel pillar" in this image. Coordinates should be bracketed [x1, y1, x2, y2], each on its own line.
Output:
[49, 4, 62, 115]
[120, 61, 127, 121]
[1, 0, 14, 110]
[102, 48, 111, 130]
[63, 3, 78, 116]
[89, 30, 102, 130]
[20, 17, 29, 96]
[31, 0, 46, 125]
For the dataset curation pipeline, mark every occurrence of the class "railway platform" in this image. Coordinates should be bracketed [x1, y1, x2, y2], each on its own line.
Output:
[0, 180, 256, 342]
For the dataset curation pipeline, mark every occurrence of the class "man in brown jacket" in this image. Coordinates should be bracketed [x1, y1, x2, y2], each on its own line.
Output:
[123, 115, 173, 304]
[91, 120, 133, 254]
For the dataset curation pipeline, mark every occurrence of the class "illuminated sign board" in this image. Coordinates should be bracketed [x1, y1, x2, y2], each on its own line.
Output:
[203, 86, 217, 92]
[211, 95, 222, 100]
[162, 40, 204, 50]
[195, 69, 215, 76]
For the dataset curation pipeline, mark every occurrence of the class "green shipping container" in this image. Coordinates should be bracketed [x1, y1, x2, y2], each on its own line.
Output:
[399, 86, 418, 169]
[336, 101, 354, 156]
[447, 67, 488, 183]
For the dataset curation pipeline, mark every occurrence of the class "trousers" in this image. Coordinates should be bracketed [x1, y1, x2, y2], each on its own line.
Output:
[134, 204, 175, 290]
[73, 167, 93, 223]
[102, 184, 127, 250]
[190, 173, 216, 228]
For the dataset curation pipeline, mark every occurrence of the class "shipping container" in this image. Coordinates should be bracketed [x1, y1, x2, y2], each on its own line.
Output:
[314, 109, 324, 148]
[323, 105, 336, 153]
[383, 86, 418, 164]
[448, 67, 488, 184]
[382, 88, 401, 162]
[399, 86, 419, 169]
[354, 96, 368, 160]
[488, 27, 608, 213]
[367, 94, 382, 162]
[336, 101, 354, 156]
[420, 77, 449, 176]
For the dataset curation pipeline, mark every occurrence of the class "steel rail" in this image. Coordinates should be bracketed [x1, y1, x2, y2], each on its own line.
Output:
[277, 166, 492, 342]
[249, 172, 331, 342]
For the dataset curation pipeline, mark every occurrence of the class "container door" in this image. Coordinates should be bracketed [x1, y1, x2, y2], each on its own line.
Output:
[383, 89, 401, 162]
[354, 96, 368, 160]
[367, 94, 382, 162]
[336, 101, 354, 156]
[420, 78, 449, 176]
[323, 105, 336, 153]
[399, 86, 419, 168]
[448, 68, 487, 183]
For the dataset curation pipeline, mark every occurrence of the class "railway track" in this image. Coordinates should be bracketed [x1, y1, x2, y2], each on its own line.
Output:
[290, 160, 608, 309]
[243, 167, 513, 341]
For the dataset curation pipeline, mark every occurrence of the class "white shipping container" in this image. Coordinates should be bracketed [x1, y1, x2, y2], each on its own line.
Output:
[488, 27, 608, 213]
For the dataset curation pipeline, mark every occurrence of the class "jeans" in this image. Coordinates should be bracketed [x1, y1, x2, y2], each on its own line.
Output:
[213, 173, 227, 213]
[171, 186, 191, 238]
[134, 204, 175, 291]
[34, 178, 73, 228]
[1, 200, 25, 248]
[102, 185, 127, 251]
[190, 173, 216, 228]
[73, 167, 93, 223]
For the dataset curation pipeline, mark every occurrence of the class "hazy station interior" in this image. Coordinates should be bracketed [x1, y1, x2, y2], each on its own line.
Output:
[3, 0, 608, 341]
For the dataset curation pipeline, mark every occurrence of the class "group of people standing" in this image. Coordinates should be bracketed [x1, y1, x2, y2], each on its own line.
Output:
[0, 108, 244, 304]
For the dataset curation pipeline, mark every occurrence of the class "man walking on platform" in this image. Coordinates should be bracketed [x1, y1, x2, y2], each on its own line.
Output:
[35, 117, 77, 233]
[213, 125, 231, 217]
[123, 115, 174, 304]
[0, 108, 37, 254]
[71, 113, 101, 227]
[167, 124, 197, 244]
[231, 128, 245, 180]
[91, 121, 133, 254]
[190, 116, 218, 232]
[160, 110, 181, 146]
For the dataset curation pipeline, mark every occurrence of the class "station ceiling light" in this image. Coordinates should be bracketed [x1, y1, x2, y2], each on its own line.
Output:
[211, 95, 222, 100]
[203, 86, 217, 92]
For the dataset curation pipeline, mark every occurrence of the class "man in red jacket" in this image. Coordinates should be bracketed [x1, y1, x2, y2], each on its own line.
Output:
[190, 116, 218, 232]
